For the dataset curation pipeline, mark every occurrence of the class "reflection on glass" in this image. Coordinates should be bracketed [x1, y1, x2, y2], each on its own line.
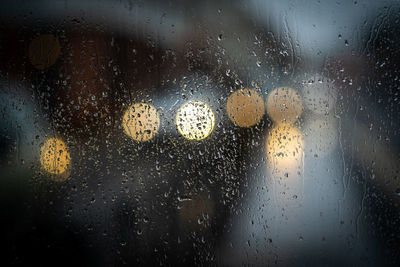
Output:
[266, 125, 303, 176]
[122, 103, 160, 142]
[40, 137, 71, 181]
[28, 34, 61, 70]
[266, 87, 303, 125]
[226, 88, 264, 127]
[176, 101, 215, 141]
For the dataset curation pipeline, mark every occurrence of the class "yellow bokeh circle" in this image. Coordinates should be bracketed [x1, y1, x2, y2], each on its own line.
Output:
[176, 101, 215, 140]
[226, 88, 265, 127]
[40, 137, 71, 181]
[122, 103, 160, 142]
[266, 87, 303, 125]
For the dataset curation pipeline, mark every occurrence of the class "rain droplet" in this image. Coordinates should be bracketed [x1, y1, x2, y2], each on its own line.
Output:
[395, 188, 400, 196]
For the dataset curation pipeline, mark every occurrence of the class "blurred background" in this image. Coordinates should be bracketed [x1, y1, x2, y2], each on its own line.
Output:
[1, 0, 400, 266]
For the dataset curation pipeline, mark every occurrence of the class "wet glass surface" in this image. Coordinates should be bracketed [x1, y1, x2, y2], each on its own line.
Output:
[1, 0, 400, 266]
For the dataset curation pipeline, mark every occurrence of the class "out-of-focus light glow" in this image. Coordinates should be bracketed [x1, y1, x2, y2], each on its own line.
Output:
[176, 101, 215, 140]
[40, 137, 71, 181]
[226, 88, 265, 127]
[122, 103, 160, 142]
[302, 75, 337, 115]
[28, 34, 61, 70]
[266, 125, 303, 175]
[266, 87, 303, 125]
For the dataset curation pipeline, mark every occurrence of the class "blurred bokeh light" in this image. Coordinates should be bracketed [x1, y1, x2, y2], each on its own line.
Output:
[40, 137, 71, 181]
[176, 101, 215, 140]
[122, 103, 160, 142]
[226, 88, 265, 127]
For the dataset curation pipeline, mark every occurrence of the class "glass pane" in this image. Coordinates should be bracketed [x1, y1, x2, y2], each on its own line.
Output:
[1, 0, 400, 266]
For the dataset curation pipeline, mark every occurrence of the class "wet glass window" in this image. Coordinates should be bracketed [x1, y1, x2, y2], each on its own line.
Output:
[1, 0, 400, 266]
